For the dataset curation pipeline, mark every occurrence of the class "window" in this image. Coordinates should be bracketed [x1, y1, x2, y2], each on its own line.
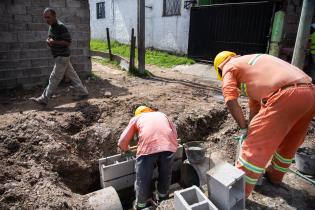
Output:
[163, 0, 181, 16]
[96, 2, 105, 19]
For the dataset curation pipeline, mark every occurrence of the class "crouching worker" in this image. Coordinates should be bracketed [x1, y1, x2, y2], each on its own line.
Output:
[118, 106, 178, 210]
[213, 51, 315, 198]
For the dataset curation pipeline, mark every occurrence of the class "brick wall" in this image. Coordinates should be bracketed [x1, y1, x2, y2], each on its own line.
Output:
[0, 0, 91, 90]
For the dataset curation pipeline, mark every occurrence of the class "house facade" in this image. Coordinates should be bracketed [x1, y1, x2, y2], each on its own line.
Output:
[89, 0, 191, 54]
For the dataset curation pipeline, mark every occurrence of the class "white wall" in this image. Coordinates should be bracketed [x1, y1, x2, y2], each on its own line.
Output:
[89, 0, 190, 54]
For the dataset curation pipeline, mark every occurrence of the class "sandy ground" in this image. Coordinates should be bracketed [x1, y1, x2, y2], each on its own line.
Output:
[0, 61, 314, 210]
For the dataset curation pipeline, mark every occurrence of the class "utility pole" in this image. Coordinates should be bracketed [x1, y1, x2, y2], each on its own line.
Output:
[137, 0, 145, 75]
[291, 0, 315, 69]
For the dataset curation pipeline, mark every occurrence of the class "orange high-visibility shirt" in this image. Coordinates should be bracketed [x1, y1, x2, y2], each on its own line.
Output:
[220, 54, 312, 110]
[118, 112, 178, 157]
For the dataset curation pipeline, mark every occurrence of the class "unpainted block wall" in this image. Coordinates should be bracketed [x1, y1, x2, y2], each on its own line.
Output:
[0, 0, 91, 90]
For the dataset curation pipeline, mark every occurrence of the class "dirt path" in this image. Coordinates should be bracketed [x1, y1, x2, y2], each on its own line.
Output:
[0, 61, 314, 210]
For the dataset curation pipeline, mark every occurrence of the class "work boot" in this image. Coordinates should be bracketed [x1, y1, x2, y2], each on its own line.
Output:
[73, 94, 88, 101]
[30, 97, 48, 106]
[132, 201, 149, 210]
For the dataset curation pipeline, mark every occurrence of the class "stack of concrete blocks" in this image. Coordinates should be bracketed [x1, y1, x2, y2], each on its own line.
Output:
[206, 162, 245, 210]
[98, 145, 183, 191]
[174, 185, 218, 210]
[0, 0, 91, 90]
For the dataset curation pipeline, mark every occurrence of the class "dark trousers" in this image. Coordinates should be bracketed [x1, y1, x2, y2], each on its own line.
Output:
[135, 151, 175, 208]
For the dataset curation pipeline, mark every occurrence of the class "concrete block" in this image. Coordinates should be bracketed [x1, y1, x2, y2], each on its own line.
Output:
[72, 32, 90, 40]
[0, 60, 31, 70]
[207, 162, 245, 210]
[14, 14, 32, 23]
[0, 15, 14, 24]
[49, 0, 66, 7]
[0, 70, 15, 79]
[28, 41, 47, 49]
[100, 154, 136, 181]
[27, 23, 48, 31]
[0, 23, 9, 32]
[174, 185, 218, 210]
[77, 40, 89, 48]
[71, 56, 90, 64]
[31, 15, 44, 23]
[0, 78, 17, 89]
[19, 49, 50, 59]
[31, 0, 49, 6]
[9, 23, 27, 32]
[0, 51, 20, 60]
[13, 0, 32, 5]
[17, 76, 43, 86]
[0, 32, 18, 43]
[26, 6, 46, 16]
[18, 31, 47, 42]
[71, 49, 84, 55]
[10, 42, 29, 51]
[31, 59, 49, 67]
[8, 4, 27, 15]
[22, 68, 42, 77]
[0, 43, 9, 52]
[66, 0, 82, 8]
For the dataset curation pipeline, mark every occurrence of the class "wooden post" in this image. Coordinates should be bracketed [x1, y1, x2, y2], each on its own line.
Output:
[292, 0, 315, 69]
[137, 0, 145, 75]
[129, 28, 136, 72]
[106, 28, 113, 61]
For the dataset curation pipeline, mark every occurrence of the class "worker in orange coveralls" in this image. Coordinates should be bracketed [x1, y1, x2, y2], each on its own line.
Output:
[213, 51, 315, 197]
[118, 106, 178, 210]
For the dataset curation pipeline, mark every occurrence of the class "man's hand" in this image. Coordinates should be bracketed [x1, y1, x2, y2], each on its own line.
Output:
[226, 99, 247, 129]
[235, 128, 247, 144]
[46, 38, 53, 47]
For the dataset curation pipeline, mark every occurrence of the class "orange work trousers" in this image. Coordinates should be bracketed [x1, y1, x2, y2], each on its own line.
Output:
[236, 85, 315, 197]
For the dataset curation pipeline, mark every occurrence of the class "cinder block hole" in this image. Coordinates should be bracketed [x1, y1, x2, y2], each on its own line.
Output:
[191, 202, 214, 210]
[181, 188, 205, 205]
[229, 178, 244, 205]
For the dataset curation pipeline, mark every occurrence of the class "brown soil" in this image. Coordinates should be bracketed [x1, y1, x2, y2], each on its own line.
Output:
[0, 61, 314, 210]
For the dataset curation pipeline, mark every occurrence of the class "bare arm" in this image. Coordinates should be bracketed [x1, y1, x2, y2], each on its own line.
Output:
[48, 39, 71, 47]
[118, 117, 138, 151]
[226, 99, 247, 129]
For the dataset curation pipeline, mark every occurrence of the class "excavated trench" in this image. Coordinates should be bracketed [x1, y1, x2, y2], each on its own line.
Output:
[53, 106, 229, 209]
[0, 101, 236, 210]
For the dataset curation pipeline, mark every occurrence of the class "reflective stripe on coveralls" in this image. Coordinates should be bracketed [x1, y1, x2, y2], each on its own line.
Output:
[240, 83, 247, 96]
[270, 152, 294, 173]
[237, 85, 315, 197]
[248, 54, 264, 65]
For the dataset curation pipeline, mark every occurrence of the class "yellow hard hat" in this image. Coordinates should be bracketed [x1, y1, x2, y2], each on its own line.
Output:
[213, 51, 236, 80]
[134, 106, 153, 116]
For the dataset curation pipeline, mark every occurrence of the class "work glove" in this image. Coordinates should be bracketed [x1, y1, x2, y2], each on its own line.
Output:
[235, 128, 247, 145]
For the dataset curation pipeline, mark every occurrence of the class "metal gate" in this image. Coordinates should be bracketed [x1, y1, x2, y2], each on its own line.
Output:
[188, 1, 273, 61]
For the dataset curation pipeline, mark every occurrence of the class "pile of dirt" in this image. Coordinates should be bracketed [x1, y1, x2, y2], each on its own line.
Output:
[0, 62, 314, 210]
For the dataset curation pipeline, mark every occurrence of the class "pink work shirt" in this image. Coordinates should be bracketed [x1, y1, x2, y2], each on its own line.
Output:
[118, 112, 178, 157]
